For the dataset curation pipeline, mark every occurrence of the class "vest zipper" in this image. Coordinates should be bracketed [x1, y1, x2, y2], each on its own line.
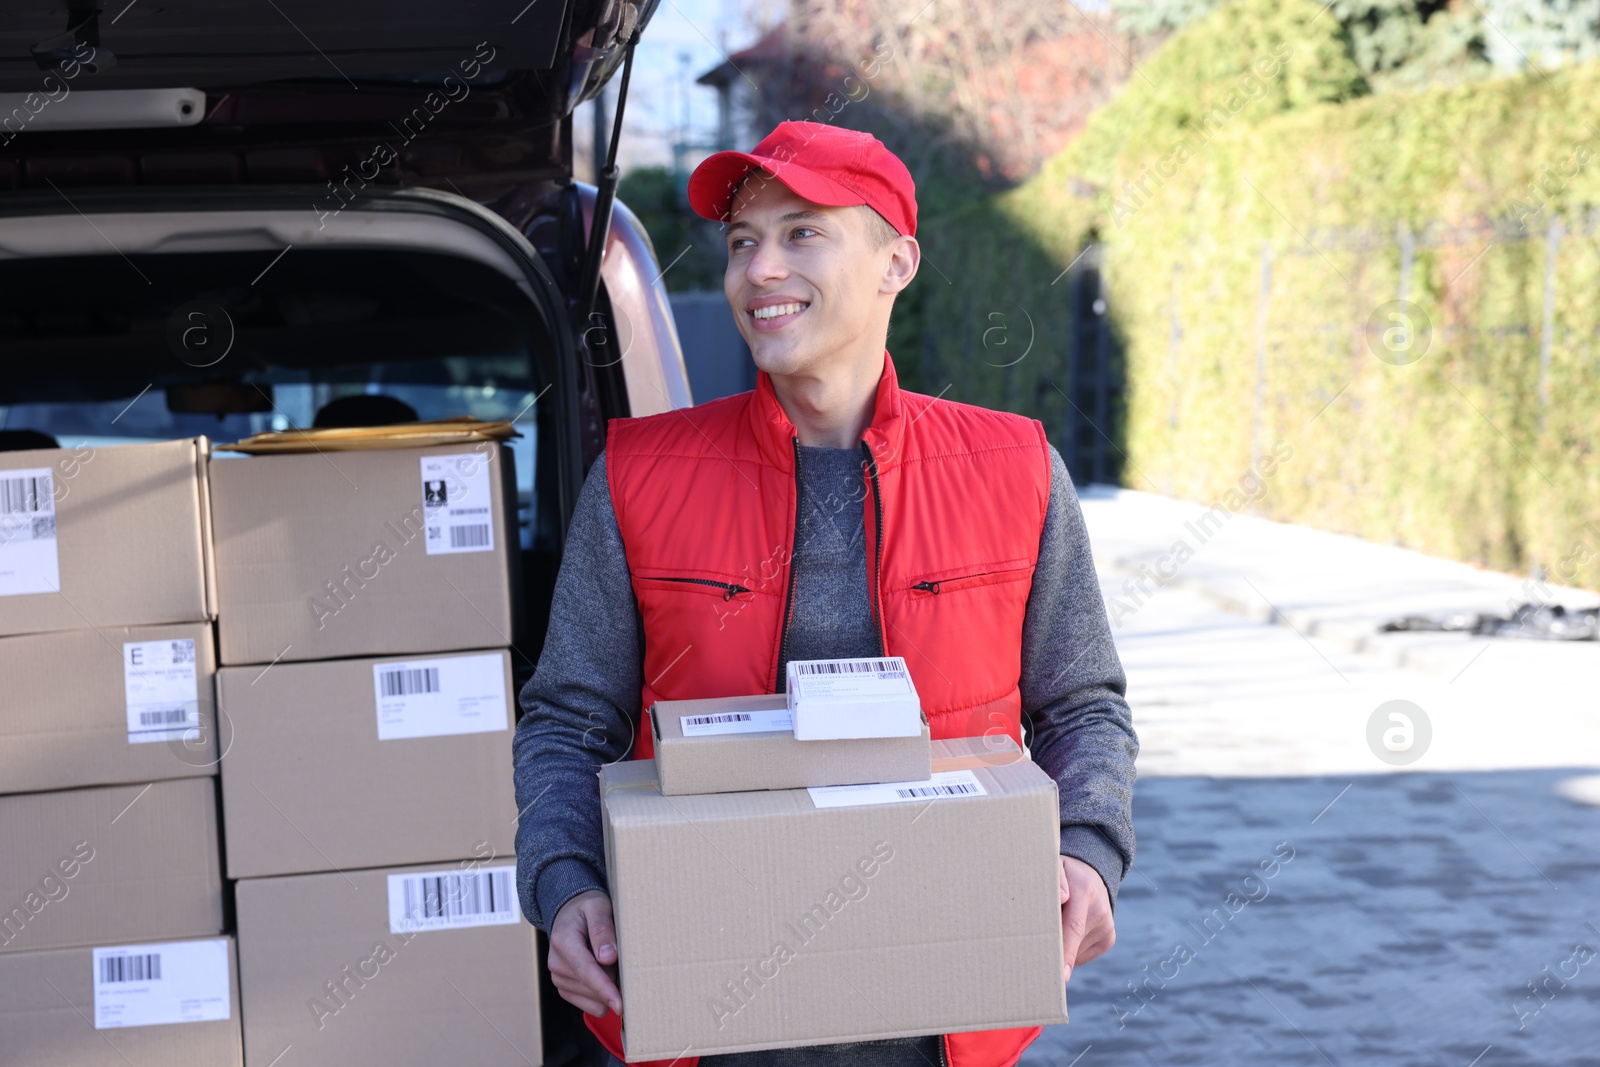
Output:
[651, 576, 750, 600]
[938, 1034, 949, 1067]
[912, 580, 940, 594]
[776, 436, 802, 688]
[860, 440, 887, 657]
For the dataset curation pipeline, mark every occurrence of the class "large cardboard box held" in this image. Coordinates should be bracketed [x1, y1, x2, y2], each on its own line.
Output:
[218, 648, 519, 878]
[208, 442, 519, 665]
[651, 692, 931, 796]
[0, 623, 219, 795]
[0, 778, 224, 955]
[600, 737, 1067, 1059]
[0, 935, 242, 1066]
[236, 862, 542, 1067]
[0, 438, 213, 638]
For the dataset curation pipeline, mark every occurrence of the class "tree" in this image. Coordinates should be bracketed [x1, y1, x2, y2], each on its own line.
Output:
[617, 166, 724, 292]
[1481, 0, 1600, 70]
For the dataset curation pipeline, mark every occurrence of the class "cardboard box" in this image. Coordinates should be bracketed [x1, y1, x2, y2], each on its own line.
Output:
[599, 737, 1067, 1059]
[0, 623, 219, 795]
[0, 934, 242, 1066]
[208, 442, 520, 665]
[787, 656, 924, 740]
[0, 438, 213, 638]
[218, 649, 519, 878]
[236, 861, 542, 1067]
[0, 779, 224, 955]
[651, 693, 931, 796]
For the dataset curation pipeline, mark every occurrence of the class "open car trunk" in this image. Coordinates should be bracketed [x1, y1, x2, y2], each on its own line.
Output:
[0, 185, 588, 662]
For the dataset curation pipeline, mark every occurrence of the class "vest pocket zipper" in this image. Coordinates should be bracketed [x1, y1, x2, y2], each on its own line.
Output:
[648, 576, 751, 600]
[909, 562, 1032, 597]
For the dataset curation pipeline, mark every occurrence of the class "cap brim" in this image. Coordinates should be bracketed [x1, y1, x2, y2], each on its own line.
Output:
[687, 150, 869, 223]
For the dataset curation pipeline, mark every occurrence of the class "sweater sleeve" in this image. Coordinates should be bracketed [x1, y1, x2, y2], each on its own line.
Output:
[511, 451, 643, 932]
[1021, 443, 1139, 906]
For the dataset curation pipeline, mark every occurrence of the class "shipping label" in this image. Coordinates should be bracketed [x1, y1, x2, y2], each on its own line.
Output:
[387, 866, 519, 934]
[420, 453, 495, 555]
[0, 467, 60, 597]
[123, 639, 200, 744]
[679, 706, 794, 737]
[373, 653, 507, 740]
[789, 656, 914, 701]
[92, 939, 231, 1029]
[807, 769, 987, 809]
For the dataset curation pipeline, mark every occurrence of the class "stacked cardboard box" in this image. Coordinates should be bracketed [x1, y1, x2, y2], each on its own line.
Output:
[208, 441, 541, 1066]
[610, 672, 1069, 1060]
[0, 439, 240, 1066]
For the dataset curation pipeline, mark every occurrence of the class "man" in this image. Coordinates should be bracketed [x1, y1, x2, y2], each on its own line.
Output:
[513, 121, 1138, 1067]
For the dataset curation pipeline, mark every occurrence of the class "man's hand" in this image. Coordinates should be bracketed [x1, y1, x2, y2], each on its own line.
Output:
[549, 889, 623, 1017]
[1059, 855, 1115, 983]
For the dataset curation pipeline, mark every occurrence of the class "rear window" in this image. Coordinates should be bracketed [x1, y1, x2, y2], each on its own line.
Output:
[0, 246, 559, 552]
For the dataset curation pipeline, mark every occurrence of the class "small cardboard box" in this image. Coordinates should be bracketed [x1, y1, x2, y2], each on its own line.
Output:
[0, 622, 219, 795]
[786, 657, 924, 740]
[208, 442, 520, 666]
[218, 649, 519, 878]
[0, 438, 213, 638]
[0, 935, 242, 1067]
[599, 737, 1067, 1059]
[651, 693, 931, 796]
[0, 779, 225, 955]
[236, 861, 542, 1067]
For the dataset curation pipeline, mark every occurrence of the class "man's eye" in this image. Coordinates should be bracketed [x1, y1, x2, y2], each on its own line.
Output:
[792, 227, 817, 239]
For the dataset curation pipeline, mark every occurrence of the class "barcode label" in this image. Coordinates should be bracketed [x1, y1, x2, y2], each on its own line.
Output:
[380, 666, 440, 697]
[809, 770, 987, 809]
[678, 705, 794, 737]
[895, 781, 981, 799]
[788, 656, 915, 705]
[93, 939, 231, 1029]
[124, 639, 200, 744]
[449, 524, 491, 549]
[0, 474, 52, 515]
[421, 453, 495, 556]
[795, 659, 902, 676]
[388, 866, 519, 933]
[687, 713, 750, 726]
[373, 653, 508, 741]
[100, 953, 162, 984]
[0, 467, 60, 597]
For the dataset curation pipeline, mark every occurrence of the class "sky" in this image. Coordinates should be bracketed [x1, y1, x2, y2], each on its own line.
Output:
[574, 0, 773, 179]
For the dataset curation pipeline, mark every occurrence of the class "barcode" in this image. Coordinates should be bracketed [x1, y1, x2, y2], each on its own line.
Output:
[398, 871, 514, 926]
[449, 524, 490, 549]
[0, 475, 50, 515]
[895, 782, 981, 799]
[100, 954, 161, 984]
[169, 641, 194, 665]
[139, 708, 191, 726]
[380, 667, 440, 697]
[796, 659, 902, 675]
[684, 712, 752, 727]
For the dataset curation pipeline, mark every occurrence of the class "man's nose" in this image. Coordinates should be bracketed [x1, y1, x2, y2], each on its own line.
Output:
[744, 237, 789, 285]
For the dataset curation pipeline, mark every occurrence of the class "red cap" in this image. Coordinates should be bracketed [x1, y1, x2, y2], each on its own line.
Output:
[687, 121, 917, 237]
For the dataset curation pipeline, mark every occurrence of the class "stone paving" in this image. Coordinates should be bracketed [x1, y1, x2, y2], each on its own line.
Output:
[1022, 492, 1600, 1067]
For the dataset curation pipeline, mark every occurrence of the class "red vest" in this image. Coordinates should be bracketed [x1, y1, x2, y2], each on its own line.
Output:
[592, 349, 1052, 1067]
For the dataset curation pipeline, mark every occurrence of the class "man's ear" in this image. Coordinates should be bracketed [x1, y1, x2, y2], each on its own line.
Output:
[882, 235, 919, 296]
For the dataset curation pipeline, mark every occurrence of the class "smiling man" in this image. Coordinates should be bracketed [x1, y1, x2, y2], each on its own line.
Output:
[513, 121, 1138, 1067]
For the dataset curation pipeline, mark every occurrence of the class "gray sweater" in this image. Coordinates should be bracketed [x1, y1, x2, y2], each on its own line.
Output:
[512, 439, 1138, 934]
